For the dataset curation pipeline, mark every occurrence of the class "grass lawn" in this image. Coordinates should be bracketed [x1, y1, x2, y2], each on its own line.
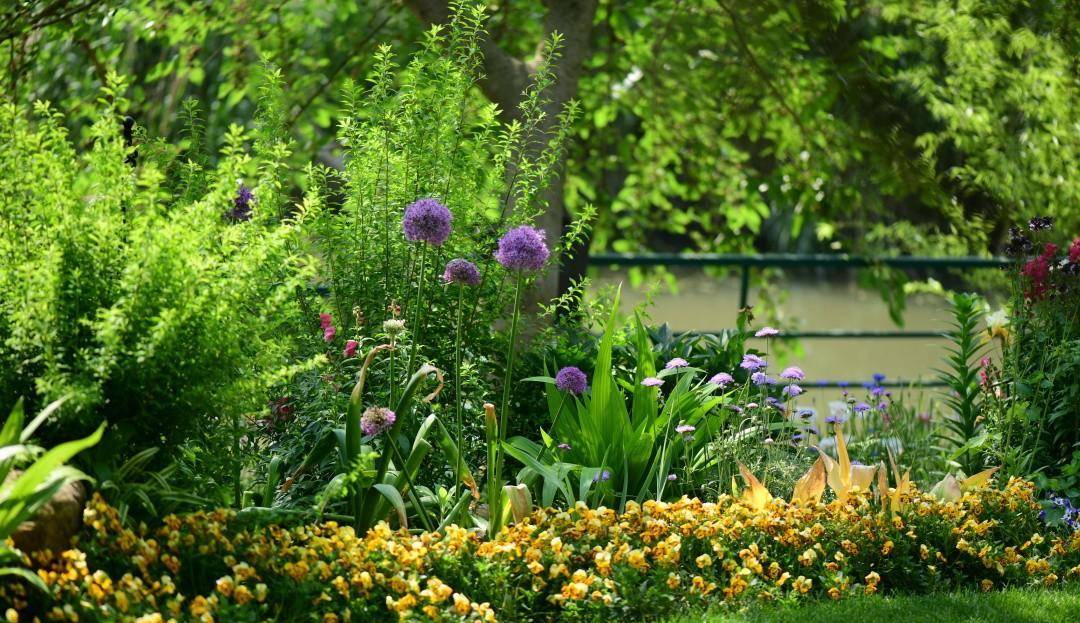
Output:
[668, 586, 1080, 622]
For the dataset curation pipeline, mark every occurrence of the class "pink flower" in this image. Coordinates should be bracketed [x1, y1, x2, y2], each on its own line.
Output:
[754, 326, 779, 337]
[319, 313, 336, 342]
[641, 377, 664, 387]
[343, 339, 359, 358]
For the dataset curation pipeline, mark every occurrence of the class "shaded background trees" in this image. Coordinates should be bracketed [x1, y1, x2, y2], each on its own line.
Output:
[4, 0, 1078, 295]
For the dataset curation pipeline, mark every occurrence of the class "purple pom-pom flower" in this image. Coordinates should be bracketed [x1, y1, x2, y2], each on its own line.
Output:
[754, 326, 780, 338]
[443, 258, 481, 286]
[555, 366, 588, 395]
[709, 372, 734, 387]
[783, 383, 803, 397]
[665, 357, 689, 369]
[740, 353, 766, 371]
[360, 406, 396, 436]
[779, 366, 805, 381]
[751, 372, 776, 386]
[494, 225, 549, 271]
[403, 198, 453, 246]
[641, 377, 664, 387]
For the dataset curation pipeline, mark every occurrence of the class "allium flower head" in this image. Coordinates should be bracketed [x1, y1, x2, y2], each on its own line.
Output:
[740, 353, 767, 371]
[343, 339, 359, 358]
[443, 258, 481, 286]
[403, 198, 453, 246]
[641, 377, 664, 387]
[709, 372, 734, 387]
[780, 366, 805, 381]
[382, 318, 406, 336]
[360, 406, 396, 436]
[754, 326, 780, 338]
[555, 366, 588, 395]
[665, 357, 689, 369]
[494, 225, 549, 271]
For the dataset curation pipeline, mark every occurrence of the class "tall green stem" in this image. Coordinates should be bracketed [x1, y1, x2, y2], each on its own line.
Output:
[406, 244, 429, 377]
[232, 411, 242, 509]
[490, 274, 525, 536]
[452, 284, 465, 498]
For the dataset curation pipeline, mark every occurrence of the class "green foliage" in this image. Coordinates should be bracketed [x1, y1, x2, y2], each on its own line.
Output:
[936, 292, 987, 475]
[0, 398, 102, 592]
[0, 81, 313, 470]
[510, 289, 731, 509]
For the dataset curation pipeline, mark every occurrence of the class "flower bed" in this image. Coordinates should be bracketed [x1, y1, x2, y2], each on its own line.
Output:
[4, 479, 1079, 622]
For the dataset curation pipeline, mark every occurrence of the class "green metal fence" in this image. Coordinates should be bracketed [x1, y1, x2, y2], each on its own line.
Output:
[587, 252, 1013, 387]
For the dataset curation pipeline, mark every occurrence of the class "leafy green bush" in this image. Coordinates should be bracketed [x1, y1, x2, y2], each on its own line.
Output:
[0, 80, 311, 468]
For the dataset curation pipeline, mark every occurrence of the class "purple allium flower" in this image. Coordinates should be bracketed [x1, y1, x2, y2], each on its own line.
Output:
[665, 357, 689, 369]
[343, 339, 359, 358]
[592, 469, 612, 483]
[740, 353, 767, 371]
[494, 225, 549, 271]
[442, 258, 481, 286]
[824, 415, 846, 425]
[780, 366, 805, 381]
[360, 406, 396, 436]
[641, 377, 664, 387]
[403, 198, 453, 246]
[709, 372, 735, 387]
[667, 473, 678, 482]
[754, 326, 780, 338]
[227, 184, 254, 221]
[783, 384, 803, 397]
[853, 402, 871, 414]
[557, 443, 571, 451]
[872, 373, 886, 384]
[555, 366, 588, 395]
[751, 372, 776, 386]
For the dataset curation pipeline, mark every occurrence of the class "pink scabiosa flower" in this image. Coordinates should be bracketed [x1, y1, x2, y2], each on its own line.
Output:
[641, 377, 664, 387]
[709, 372, 734, 387]
[555, 366, 588, 395]
[443, 258, 481, 286]
[779, 366, 805, 381]
[754, 326, 779, 338]
[319, 313, 336, 342]
[665, 357, 689, 369]
[494, 225, 549, 271]
[751, 372, 776, 386]
[403, 198, 453, 246]
[343, 339, 359, 358]
[783, 384, 803, 397]
[360, 406, 396, 436]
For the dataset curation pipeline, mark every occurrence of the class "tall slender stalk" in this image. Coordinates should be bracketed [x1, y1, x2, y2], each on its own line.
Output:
[406, 244, 429, 377]
[489, 273, 525, 536]
[452, 283, 466, 498]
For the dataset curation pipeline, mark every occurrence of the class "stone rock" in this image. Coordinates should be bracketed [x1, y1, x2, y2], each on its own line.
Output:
[5, 470, 87, 555]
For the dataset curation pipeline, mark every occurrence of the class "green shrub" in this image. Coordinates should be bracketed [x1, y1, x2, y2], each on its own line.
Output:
[0, 79, 312, 470]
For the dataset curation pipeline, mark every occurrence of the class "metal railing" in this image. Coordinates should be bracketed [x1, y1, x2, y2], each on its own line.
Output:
[588, 252, 1014, 387]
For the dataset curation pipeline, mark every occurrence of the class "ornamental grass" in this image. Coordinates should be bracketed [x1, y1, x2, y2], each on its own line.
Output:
[4, 479, 1079, 622]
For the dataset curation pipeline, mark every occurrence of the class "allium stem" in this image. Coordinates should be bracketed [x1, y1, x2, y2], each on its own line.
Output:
[491, 273, 525, 536]
[406, 245, 429, 378]
[452, 283, 465, 500]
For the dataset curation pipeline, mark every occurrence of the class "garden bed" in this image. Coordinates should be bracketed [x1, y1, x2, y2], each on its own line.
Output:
[4, 479, 1079, 622]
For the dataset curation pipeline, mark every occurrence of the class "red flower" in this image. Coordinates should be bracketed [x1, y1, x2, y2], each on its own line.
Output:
[1069, 238, 1080, 264]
